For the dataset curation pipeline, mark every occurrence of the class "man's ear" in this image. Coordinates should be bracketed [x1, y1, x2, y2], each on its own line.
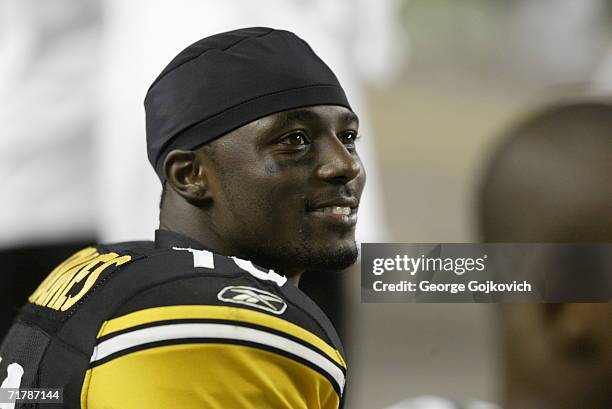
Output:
[163, 149, 212, 205]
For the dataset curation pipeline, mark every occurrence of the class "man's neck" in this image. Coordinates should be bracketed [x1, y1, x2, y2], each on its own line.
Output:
[157, 225, 303, 288]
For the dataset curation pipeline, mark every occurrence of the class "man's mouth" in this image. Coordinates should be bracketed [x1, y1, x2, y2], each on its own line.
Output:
[306, 199, 359, 228]
[316, 206, 352, 216]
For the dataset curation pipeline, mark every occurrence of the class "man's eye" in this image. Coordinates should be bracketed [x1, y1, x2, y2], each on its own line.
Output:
[279, 131, 310, 146]
[339, 131, 359, 146]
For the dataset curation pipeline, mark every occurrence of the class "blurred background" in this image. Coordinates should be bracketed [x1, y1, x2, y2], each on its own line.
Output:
[2, 1, 612, 408]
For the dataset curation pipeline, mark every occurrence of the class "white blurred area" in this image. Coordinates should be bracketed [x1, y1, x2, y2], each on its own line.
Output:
[0, 0, 101, 247]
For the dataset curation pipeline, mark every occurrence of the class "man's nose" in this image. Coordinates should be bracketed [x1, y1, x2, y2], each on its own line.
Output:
[315, 137, 361, 184]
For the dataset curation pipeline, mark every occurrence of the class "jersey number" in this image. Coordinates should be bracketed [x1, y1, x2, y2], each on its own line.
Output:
[0, 356, 24, 409]
[173, 247, 287, 286]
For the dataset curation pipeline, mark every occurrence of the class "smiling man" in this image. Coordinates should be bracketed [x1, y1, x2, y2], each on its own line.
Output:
[0, 28, 363, 408]
[160, 105, 362, 283]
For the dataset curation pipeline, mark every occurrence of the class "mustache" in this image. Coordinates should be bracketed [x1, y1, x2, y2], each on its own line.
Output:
[305, 189, 361, 210]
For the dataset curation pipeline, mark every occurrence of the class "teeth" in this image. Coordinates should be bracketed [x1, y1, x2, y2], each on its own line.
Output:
[320, 206, 351, 215]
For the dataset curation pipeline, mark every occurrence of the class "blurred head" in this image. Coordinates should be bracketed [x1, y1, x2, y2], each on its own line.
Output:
[147, 28, 365, 279]
[479, 102, 612, 242]
[478, 101, 612, 409]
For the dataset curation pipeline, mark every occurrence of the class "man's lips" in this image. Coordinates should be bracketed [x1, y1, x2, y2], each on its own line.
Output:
[306, 198, 359, 227]
[311, 206, 352, 215]
[307, 197, 359, 212]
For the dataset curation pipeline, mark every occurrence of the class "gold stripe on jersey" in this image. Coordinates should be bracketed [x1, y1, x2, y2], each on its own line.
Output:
[89, 322, 345, 394]
[81, 343, 340, 409]
[97, 305, 346, 369]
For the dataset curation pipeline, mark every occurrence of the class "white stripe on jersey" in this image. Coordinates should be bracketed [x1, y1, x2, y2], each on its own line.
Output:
[90, 322, 345, 394]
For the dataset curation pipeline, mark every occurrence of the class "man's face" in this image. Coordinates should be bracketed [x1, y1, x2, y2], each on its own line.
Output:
[200, 105, 365, 274]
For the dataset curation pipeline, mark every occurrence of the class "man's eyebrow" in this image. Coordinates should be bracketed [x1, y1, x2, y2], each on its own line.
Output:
[276, 110, 321, 128]
[342, 111, 359, 125]
[275, 109, 359, 129]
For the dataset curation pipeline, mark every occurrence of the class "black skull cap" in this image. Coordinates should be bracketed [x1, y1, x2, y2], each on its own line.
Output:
[145, 27, 351, 181]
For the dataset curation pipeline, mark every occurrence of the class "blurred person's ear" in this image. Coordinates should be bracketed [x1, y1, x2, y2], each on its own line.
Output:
[543, 304, 611, 363]
[502, 304, 612, 409]
[506, 304, 610, 363]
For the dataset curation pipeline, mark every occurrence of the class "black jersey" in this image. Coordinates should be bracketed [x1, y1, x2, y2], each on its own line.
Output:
[0, 230, 347, 408]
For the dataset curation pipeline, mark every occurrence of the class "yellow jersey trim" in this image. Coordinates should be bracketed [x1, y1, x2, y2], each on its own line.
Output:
[82, 343, 340, 409]
[97, 305, 346, 369]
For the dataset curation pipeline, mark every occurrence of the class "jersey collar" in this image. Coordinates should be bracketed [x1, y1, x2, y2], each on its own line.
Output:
[154, 229, 210, 251]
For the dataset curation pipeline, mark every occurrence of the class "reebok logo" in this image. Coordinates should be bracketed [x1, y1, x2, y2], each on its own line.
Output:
[217, 286, 287, 315]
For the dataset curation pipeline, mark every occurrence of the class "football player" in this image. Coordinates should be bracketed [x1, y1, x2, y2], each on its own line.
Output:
[0, 27, 364, 409]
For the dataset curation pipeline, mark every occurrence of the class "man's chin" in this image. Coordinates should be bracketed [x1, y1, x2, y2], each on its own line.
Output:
[309, 244, 359, 272]
[281, 241, 359, 273]
[244, 238, 359, 274]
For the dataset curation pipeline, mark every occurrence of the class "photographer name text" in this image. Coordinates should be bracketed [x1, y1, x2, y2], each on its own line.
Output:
[370, 254, 532, 294]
